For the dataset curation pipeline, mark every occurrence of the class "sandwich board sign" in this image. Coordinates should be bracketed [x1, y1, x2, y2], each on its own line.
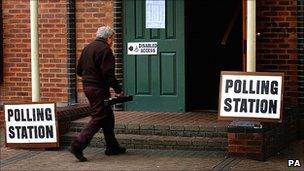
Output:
[218, 71, 284, 122]
[4, 103, 59, 148]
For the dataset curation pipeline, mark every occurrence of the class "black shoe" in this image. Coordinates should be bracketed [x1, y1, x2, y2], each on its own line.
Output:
[68, 146, 88, 162]
[105, 146, 126, 156]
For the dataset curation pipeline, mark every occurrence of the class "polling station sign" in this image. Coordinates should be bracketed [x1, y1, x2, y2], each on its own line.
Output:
[127, 42, 157, 55]
[218, 71, 284, 122]
[4, 103, 59, 148]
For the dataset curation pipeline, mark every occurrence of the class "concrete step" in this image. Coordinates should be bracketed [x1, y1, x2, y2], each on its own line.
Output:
[69, 118, 228, 138]
[60, 132, 228, 151]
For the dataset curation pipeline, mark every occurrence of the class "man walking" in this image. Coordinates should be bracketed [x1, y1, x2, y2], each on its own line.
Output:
[69, 26, 126, 162]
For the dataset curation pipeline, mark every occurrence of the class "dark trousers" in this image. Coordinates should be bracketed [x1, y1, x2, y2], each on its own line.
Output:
[72, 85, 119, 151]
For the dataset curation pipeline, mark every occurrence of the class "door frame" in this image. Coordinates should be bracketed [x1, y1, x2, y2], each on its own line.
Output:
[119, 0, 246, 112]
[122, 0, 186, 112]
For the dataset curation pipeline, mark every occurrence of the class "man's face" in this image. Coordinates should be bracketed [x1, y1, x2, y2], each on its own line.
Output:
[107, 36, 114, 47]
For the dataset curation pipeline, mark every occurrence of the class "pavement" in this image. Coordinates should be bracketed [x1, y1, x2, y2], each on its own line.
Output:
[1, 128, 303, 171]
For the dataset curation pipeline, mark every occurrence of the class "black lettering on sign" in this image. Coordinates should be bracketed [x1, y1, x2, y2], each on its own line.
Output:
[8, 109, 14, 122]
[9, 126, 15, 138]
[21, 126, 28, 139]
[248, 99, 256, 113]
[234, 80, 242, 93]
[38, 126, 45, 138]
[249, 80, 255, 94]
[27, 126, 34, 138]
[260, 99, 268, 113]
[256, 80, 260, 94]
[261, 81, 270, 94]
[26, 109, 32, 121]
[225, 79, 233, 93]
[45, 108, 52, 121]
[269, 100, 277, 114]
[242, 80, 248, 94]
[271, 81, 278, 95]
[21, 109, 26, 121]
[45, 125, 54, 138]
[227, 98, 278, 114]
[255, 99, 260, 113]
[15, 126, 21, 139]
[32, 108, 36, 121]
[15, 109, 20, 121]
[8, 125, 55, 140]
[36, 108, 44, 121]
[239, 99, 247, 112]
[233, 98, 241, 112]
[7, 108, 54, 122]
[34, 125, 38, 138]
[224, 98, 232, 112]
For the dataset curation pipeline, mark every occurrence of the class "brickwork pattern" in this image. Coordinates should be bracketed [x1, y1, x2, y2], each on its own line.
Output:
[60, 111, 229, 151]
[66, 0, 77, 104]
[1, 0, 68, 103]
[228, 108, 301, 161]
[75, 0, 114, 104]
[113, 0, 123, 110]
[0, 1, 3, 84]
[228, 126, 264, 160]
[256, 0, 298, 107]
[298, 0, 304, 106]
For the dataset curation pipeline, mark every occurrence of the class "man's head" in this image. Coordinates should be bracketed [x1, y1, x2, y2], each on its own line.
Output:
[96, 26, 115, 46]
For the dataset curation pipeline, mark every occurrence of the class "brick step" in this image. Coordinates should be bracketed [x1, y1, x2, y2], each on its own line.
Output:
[70, 120, 228, 138]
[60, 132, 228, 151]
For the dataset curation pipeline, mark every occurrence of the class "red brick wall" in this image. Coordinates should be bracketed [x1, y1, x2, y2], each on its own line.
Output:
[0, 0, 68, 104]
[256, 0, 298, 107]
[0, 0, 299, 108]
[75, 0, 114, 103]
[227, 1, 300, 159]
[228, 132, 264, 159]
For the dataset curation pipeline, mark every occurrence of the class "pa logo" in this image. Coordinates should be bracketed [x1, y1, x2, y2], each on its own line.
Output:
[288, 159, 302, 167]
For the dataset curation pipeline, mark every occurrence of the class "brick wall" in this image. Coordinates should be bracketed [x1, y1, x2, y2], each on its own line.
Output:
[0, 0, 114, 105]
[298, 0, 304, 139]
[298, 0, 304, 106]
[228, 0, 302, 161]
[113, 0, 123, 110]
[0, 0, 3, 84]
[228, 128, 264, 159]
[75, 0, 114, 103]
[0, 0, 301, 108]
[228, 108, 300, 161]
[256, 0, 298, 107]
[0, 0, 68, 104]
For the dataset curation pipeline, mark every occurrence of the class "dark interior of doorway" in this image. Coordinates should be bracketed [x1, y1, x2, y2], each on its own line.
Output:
[186, 0, 243, 111]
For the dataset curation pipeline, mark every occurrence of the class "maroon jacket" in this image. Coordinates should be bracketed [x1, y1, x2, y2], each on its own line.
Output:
[76, 38, 122, 95]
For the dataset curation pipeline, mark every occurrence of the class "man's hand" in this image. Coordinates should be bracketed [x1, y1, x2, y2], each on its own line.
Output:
[115, 91, 124, 97]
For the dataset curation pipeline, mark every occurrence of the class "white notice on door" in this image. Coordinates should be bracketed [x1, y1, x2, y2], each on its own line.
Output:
[127, 42, 158, 55]
[146, 0, 165, 29]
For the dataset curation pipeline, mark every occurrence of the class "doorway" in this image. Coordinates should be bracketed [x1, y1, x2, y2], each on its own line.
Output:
[186, 0, 243, 111]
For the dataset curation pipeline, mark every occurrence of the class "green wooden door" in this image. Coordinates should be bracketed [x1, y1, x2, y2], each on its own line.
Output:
[123, 0, 185, 112]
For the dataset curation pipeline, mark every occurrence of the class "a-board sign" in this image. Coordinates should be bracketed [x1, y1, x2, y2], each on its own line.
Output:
[4, 103, 59, 148]
[218, 71, 284, 122]
[127, 42, 158, 55]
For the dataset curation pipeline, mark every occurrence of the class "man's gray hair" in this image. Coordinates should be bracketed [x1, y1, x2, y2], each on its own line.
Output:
[96, 26, 115, 39]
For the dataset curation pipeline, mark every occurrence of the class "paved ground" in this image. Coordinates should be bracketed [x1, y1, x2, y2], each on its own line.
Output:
[1, 137, 303, 171]
[1, 109, 303, 170]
